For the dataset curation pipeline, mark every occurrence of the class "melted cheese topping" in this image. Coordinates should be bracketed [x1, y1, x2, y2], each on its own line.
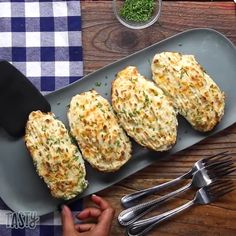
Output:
[152, 52, 225, 132]
[112, 66, 178, 151]
[25, 111, 88, 200]
[68, 90, 132, 172]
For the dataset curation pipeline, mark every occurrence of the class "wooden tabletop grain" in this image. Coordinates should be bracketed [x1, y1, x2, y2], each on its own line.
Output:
[81, 1, 236, 235]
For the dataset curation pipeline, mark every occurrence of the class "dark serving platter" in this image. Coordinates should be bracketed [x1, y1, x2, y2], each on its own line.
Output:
[0, 28, 235, 215]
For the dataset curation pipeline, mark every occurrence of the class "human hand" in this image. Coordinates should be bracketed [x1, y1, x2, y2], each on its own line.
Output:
[61, 194, 115, 236]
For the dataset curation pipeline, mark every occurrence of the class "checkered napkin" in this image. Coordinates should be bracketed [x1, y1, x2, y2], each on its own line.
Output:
[0, 0, 83, 235]
[0, 0, 83, 93]
[0, 199, 82, 236]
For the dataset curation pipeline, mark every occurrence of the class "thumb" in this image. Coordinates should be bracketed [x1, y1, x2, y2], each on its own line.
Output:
[61, 205, 75, 236]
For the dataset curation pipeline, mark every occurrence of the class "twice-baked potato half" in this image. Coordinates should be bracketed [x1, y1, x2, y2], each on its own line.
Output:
[152, 52, 225, 132]
[68, 90, 132, 172]
[25, 111, 88, 200]
[112, 66, 178, 152]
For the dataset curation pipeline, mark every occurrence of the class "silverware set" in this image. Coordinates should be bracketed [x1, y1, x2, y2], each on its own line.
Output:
[118, 151, 235, 236]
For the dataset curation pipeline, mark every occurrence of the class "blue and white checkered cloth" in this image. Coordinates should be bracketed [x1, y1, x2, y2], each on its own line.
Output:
[0, 0, 83, 93]
[0, 199, 82, 236]
[0, 0, 83, 235]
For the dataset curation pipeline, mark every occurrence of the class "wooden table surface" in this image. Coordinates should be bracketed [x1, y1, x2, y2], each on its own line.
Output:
[81, 1, 236, 235]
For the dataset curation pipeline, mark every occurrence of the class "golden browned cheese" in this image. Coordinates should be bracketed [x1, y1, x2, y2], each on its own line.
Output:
[152, 52, 225, 132]
[25, 111, 88, 200]
[112, 66, 178, 151]
[68, 90, 132, 172]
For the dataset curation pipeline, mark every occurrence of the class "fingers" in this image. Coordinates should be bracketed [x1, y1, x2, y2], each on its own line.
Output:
[91, 194, 110, 210]
[77, 207, 101, 220]
[95, 208, 115, 235]
[90, 194, 115, 226]
[61, 205, 76, 236]
[94, 195, 115, 235]
[75, 223, 95, 232]
[98, 207, 115, 229]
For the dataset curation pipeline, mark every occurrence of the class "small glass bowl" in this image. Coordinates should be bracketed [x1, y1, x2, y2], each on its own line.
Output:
[112, 0, 162, 30]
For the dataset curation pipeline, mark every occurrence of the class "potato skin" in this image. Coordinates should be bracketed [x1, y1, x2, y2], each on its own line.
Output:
[68, 90, 132, 172]
[25, 111, 88, 200]
[112, 66, 178, 152]
[152, 52, 225, 132]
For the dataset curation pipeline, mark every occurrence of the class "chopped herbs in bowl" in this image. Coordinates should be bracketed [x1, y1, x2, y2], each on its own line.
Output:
[120, 0, 155, 22]
[113, 0, 162, 29]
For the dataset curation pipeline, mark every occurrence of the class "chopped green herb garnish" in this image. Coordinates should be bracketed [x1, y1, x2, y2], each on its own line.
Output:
[69, 134, 77, 145]
[180, 67, 189, 78]
[97, 102, 103, 108]
[133, 109, 140, 115]
[95, 82, 102, 87]
[114, 140, 121, 147]
[128, 112, 134, 117]
[202, 70, 205, 78]
[180, 70, 184, 79]
[120, 0, 155, 23]
[143, 91, 151, 106]
[120, 109, 127, 114]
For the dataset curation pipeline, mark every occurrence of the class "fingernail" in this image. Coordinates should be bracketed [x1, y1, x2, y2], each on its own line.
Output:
[61, 205, 69, 214]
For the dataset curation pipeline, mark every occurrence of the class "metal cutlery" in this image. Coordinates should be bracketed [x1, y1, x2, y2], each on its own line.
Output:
[126, 180, 235, 236]
[121, 151, 229, 208]
[118, 156, 235, 226]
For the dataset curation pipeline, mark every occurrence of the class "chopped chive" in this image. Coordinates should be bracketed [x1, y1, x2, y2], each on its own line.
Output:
[97, 102, 102, 108]
[114, 140, 121, 147]
[120, 0, 155, 23]
[95, 82, 102, 87]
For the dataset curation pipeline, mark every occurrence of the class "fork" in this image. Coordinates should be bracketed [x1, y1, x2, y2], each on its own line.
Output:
[118, 157, 235, 226]
[126, 180, 235, 236]
[121, 151, 229, 208]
